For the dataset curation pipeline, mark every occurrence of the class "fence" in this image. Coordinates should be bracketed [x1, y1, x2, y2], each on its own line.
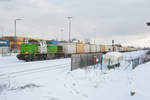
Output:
[71, 53, 147, 71]
[71, 53, 103, 71]
[132, 58, 140, 69]
[131, 56, 146, 69]
[1, 48, 11, 56]
[71, 52, 148, 71]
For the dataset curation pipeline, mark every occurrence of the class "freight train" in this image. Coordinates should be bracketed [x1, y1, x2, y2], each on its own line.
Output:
[17, 40, 136, 61]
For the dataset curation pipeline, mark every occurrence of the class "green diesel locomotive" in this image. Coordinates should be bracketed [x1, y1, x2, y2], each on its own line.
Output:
[17, 40, 64, 61]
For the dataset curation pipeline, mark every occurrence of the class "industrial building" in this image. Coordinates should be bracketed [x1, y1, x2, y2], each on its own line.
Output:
[0, 36, 36, 52]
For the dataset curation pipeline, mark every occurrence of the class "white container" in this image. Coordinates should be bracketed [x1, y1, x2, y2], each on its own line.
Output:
[59, 43, 76, 54]
[84, 44, 90, 53]
[96, 45, 101, 52]
[90, 44, 96, 53]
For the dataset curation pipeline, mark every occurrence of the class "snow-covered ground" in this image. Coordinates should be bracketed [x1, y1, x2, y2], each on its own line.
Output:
[0, 50, 150, 100]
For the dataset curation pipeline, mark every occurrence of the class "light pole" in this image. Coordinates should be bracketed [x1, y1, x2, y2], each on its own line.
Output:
[67, 16, 72, 42]
[60, 29, 64, 41]
[14, 18, 22, 50]
[93, 28, 96, 44]
[112, 40, 115, 52]
[0, 27, 4, 38]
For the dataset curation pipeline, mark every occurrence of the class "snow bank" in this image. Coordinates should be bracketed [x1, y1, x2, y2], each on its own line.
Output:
[131, 62, 150, 98]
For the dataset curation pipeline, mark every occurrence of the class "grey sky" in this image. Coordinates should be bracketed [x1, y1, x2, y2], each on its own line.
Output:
[0, 0, 150, 47]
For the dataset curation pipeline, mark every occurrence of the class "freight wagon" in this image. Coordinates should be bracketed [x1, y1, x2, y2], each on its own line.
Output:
[59, 43, 76, 55]
[96, 45, 101, 52]
[84, 44, 90, 53]
[76, 43, 84, 53]
[90, 44, 97, 53]
[100, 45, 105, 53]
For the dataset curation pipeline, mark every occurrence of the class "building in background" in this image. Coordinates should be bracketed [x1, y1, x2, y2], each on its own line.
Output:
[0, 39, 10, 54]
[0, 36, 38, 52]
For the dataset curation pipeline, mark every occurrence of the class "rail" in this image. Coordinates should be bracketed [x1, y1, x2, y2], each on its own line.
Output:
[0, 63, 70, 80]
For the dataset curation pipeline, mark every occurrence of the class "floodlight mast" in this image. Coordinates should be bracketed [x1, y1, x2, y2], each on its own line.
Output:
[67, 16, 72, 42]
[14, 18, 22, 50]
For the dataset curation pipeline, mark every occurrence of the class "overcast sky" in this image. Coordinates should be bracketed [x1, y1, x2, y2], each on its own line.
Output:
[0, 0, 150, 47]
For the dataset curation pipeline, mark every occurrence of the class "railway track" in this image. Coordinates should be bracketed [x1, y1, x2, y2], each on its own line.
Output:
[0, 58, 70, 69]
[0, 63, 70, 80]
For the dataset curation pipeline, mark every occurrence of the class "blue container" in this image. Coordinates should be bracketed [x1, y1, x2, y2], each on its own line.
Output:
[0, 39, 9, 47]
[46, 40, 58, 44]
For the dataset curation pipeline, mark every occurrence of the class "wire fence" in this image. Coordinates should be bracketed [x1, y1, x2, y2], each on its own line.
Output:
[123, 55, 146, 70]
[71, 53, 147, 71]
[130, 56, 146, 69]
[71, 53, 103, 71]
[132, 58, 140, 69]
[1, 48, 11, 56]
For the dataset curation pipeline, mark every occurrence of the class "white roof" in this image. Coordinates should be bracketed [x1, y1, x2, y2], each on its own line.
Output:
[104, 52, 123, 58]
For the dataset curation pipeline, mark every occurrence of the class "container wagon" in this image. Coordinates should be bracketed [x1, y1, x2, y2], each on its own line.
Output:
[90, 44, 97, 53]
[76, 43, 84, 54]
[100, 45, 105, 53]
[84, 44, 90, 53]
[59, 43, 76, 56]
[96, 45, 101, 53]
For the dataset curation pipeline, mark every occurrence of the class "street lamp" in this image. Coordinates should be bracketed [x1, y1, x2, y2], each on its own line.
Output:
[0, 27, 4, 38]
[112, 40, 115, 52]
[60, 29, 64, 41]
[67, 16, 72, 42]
[14, 18, 22, 50]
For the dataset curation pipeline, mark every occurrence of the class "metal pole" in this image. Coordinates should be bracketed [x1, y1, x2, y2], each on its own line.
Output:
[14, 18, 22, 50]
[14, 20, 17, 50]
[112, 40, 114, 52]
[100, 54, 103, 72]
[0, 27, 4, 38]
[61, 29, 64, 41]
[93, 28, 96, 44]
[71, 55, 72, 71]
[69, 20, 71, 42]
[67, 17, 72, 42]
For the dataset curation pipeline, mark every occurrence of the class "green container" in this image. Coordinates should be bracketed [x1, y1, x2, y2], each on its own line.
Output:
[20, 43, 38, 54]
[47, 45, 57, 53]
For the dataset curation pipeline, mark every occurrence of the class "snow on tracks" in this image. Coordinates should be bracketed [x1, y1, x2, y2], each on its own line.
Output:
[0, 55, 71, 80]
